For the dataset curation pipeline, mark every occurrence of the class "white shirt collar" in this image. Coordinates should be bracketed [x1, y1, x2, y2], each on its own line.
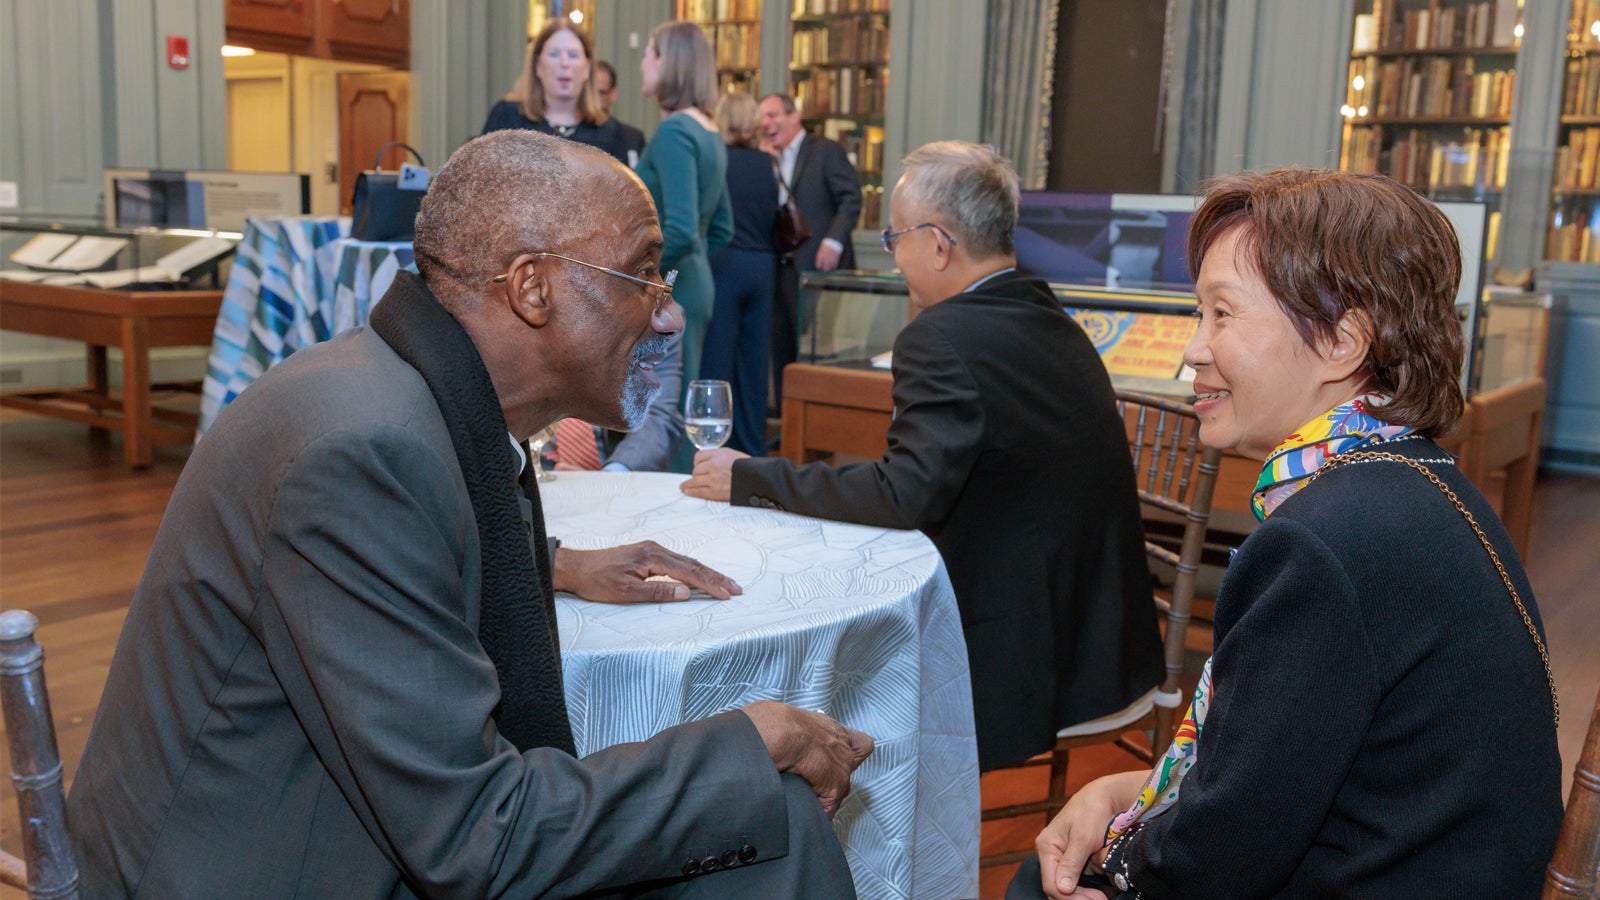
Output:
[962, 267, 1016, 295]
[509, 432, 527, 476]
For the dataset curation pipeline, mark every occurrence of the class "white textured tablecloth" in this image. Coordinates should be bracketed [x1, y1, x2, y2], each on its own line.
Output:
[542, 472, 980, 900]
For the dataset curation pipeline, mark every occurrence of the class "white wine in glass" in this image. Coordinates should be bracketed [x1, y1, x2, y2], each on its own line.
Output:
[685, 379, 733, 450]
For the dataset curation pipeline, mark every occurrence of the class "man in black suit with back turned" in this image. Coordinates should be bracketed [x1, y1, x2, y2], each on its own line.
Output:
[759, 93, 863, 410]
[683, 141, 1164, 772]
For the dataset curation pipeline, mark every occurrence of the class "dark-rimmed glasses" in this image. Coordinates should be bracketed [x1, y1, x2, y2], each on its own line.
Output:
[880, 222, 958, 254]
[493, 252, 677, 314]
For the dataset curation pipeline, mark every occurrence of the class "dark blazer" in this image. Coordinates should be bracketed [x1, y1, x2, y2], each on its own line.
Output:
[1114, 435, 1563, 898]
[788, 132, 862, 271]
[480, 100, 636, 167]
[66, 325, 815, 898]
[732, 272, 1163, 770]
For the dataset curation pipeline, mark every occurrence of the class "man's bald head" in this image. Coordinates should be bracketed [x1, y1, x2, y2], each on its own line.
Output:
[412, 130, 647, 307]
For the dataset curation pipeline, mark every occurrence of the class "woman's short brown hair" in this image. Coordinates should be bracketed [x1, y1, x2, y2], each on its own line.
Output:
[1188, 168, 1465, 437]
[649, 21, 717, 115]
[519, 21, 608, 126]
[715, 91, 762, 149]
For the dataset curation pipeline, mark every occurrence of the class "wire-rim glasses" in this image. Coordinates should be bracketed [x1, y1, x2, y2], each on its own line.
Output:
[880, 222, 958, 254]
[493, 252, 677, 314]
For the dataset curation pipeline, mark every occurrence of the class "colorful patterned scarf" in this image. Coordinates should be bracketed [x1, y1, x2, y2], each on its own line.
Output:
[1250, 394, 1413, 521]
[1105, 395, 1410, 843]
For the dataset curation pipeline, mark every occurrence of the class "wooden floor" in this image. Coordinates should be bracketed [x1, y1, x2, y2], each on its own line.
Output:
[1, 409, 1597, 899]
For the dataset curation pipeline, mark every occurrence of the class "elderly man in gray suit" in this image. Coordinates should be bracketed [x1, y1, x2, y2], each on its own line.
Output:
[68, 130, 872, 898]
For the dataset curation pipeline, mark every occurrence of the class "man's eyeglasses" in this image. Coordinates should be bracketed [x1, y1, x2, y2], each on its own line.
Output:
[880, 222, 958, 254]
[493, 252, 677, 314]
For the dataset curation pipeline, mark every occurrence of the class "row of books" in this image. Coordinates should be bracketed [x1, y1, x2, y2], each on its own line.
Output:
[791, 15, 889, 67]
[1561, 55, 1600, 118]
[1354, 0, 1518, 53]
[709, 22, 760, 70]
[1342, 125, 1511, 191]
[1556, 126, 1600, 191]
[856, 183, 885, 231]
[716, 71, 758, 94]
[829, 125, 885, 177]
[793, 67, 887, 118]
[676, 0, 761, 21]
[792, 0, 889, 17]
[1348, 54, 1514, 119]
[1568, 0, 1600, 43]
[1547, 204, 1600, 262]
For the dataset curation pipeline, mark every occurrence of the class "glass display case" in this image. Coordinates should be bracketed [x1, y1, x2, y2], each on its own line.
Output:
[798, 267, 1541, 403]
[0, 218, 240, 290]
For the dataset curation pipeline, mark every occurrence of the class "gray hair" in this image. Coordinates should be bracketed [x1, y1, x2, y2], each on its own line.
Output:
[413, 130, 607, 307]
[896, 141, 1019, 259]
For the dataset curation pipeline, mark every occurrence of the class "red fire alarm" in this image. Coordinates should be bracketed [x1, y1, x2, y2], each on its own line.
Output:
[167, 35, 190, 70]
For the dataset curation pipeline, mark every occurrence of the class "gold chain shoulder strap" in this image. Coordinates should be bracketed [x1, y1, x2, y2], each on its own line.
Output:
[1308, 450, 1559, 727]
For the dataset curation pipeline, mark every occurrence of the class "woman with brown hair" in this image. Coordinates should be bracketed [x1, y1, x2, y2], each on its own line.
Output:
[703, 91, 779, 456]
[1011, 168, 1564, 899]
[481, 20, 635, 166]
[636, 20, 732, 404]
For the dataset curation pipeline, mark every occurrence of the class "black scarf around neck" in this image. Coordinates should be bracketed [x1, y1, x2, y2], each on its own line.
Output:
[370, 271, 575, 755]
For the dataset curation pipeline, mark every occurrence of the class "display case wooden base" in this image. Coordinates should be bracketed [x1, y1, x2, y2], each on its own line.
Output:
[0, 283, 223, 469]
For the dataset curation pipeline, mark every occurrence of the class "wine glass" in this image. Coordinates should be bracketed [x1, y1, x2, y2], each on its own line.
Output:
[527, 425, 557, 482]
[684, 380, 733, 451]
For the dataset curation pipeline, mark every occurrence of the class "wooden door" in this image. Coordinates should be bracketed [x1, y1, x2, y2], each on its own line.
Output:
[225, 0, 315, 55]
[324, 0, 409, 68]
[337, 71, 410, 215]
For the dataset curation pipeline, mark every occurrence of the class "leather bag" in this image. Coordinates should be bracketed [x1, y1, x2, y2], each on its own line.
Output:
[350, 143, 428, 242]
[772, 160, 811, 256]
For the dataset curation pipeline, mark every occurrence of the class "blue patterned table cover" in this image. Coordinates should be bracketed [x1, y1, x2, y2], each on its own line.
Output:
[199, 216, 414, 435]
[543, 472, 981, 900]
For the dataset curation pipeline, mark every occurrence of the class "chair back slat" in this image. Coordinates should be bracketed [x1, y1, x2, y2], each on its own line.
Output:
[1545, 684, 1600, 898]
[0, 610, 80, 900]
[1116, 390, 1223, 751]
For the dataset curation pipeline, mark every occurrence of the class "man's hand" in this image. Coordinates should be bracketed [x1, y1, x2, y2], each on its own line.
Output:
[680, 448, 748, 502]
[740, 700, 873, 818]
[552, 542, 741, 603]
[814, 242, 842, 272]
[1035, 771, 1147, 900]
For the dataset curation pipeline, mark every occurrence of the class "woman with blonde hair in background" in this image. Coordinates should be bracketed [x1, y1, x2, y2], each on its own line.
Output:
[703, 91, 779, 456]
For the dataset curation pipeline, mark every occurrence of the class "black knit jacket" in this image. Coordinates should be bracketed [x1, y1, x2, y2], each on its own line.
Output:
[1110, 435, 1563, 899]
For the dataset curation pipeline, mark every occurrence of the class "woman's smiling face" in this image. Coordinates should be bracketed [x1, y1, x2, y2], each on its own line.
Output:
[1182, 226, 1357, 461]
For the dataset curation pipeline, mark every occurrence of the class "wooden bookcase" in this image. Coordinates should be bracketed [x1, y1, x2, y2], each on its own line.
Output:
[789, 0, 890, 230]
[676, 0, 764, 95]
[1550, 2, 1600, 262]
[1339, 0, 1521, 260]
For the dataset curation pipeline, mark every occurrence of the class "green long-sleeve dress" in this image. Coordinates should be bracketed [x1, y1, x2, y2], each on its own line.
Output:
[635, 111, 733, 390]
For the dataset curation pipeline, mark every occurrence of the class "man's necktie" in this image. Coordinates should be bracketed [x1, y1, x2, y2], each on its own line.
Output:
[554, 418, 602, 470]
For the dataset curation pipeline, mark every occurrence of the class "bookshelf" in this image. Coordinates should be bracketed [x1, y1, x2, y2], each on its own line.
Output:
[1550, 1, 1600, 262]
[676, 0, 762, 95]
[1339, 0, 1522, 259]
[789, 0, 890, 230]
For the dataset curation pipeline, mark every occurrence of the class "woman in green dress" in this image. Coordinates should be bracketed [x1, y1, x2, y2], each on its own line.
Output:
[637, 20, 733, 392]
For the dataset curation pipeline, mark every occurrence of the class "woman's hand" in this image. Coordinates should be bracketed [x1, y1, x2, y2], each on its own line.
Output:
[1036, 771, 1147, 900]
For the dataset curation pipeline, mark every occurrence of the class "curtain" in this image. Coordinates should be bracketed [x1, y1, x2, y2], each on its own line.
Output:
[1169, 0, 1227, 193]
[982, 0, 1059, 190]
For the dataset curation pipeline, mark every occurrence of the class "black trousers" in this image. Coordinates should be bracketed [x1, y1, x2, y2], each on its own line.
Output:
[769, 257, 802, 412]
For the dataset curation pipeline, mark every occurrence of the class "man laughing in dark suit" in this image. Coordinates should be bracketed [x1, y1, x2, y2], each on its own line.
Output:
[683, 141, 1163, 772]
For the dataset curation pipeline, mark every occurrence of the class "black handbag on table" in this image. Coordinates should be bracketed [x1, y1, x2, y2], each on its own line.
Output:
[772, 159, 812, 256]
[350, 142, 429, 242]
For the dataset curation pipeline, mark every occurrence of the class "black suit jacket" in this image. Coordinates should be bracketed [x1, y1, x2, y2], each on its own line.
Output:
[732, 272, 1163, 769]
[788, 133, 862, 271]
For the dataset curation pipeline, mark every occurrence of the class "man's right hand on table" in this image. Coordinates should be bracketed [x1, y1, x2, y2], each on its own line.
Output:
[740, 700, 874, 818]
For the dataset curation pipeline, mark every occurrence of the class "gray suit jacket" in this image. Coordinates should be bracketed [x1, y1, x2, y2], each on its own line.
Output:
[603, 331, 685, 471]
[68, 326, 789, 898]
[789, 133, 862, 272]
